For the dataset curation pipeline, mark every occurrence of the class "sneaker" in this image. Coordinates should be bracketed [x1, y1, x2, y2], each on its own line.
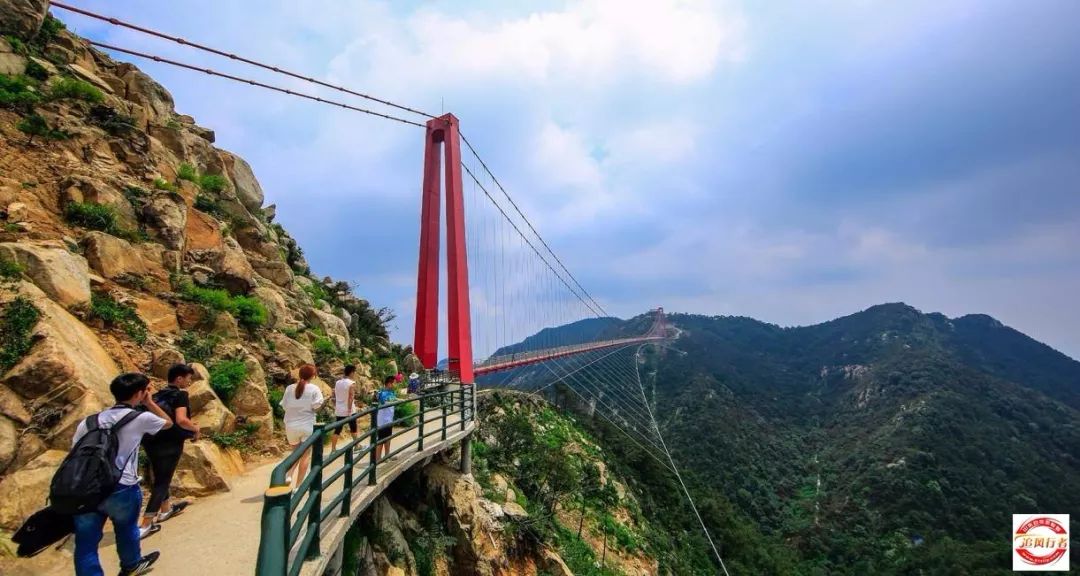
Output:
[138, 523, 160, 540]
[119, 550, 160, 576]
[154, 501, 190, 523]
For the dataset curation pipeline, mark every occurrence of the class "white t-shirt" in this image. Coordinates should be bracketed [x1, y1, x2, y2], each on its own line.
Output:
[280, 383, 324, 431]
[333, 378, 356, 417]
[72, 406, 166, 486]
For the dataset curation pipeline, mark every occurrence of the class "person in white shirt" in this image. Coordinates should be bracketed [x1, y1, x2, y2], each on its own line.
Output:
[330, 365, 358, 452]
[71, 373, 173, 576]
[279, 364, 324, 487]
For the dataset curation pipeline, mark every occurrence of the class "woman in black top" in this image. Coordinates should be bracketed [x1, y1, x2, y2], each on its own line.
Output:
[139, 364, 200, 538]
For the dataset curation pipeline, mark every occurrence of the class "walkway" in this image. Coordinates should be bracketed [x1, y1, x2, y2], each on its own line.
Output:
[9, 412, 469, 576]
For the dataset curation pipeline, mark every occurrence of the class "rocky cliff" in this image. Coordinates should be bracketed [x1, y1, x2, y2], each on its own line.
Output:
[0, 2, 418, 536]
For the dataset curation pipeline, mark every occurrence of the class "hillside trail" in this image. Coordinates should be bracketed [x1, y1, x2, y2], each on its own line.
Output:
[4, 420, 441, 576]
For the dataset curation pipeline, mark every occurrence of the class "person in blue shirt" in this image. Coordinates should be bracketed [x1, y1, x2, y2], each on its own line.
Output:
[374, 375, 397, 461]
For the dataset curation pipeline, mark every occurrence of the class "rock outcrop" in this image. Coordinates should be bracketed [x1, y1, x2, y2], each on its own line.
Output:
[0, 0, 49, 40]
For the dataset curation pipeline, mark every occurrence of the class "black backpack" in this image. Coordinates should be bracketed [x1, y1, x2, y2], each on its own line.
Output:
[147, 388, 194, 442]
[48, 409, 140, 515]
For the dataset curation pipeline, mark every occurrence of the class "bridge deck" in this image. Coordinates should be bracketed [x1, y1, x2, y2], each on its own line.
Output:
[475, 335, 666, 374]
[16, 413, 468, 576]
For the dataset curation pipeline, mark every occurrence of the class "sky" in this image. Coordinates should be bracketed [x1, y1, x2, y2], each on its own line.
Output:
[65, 0, 1080, 359]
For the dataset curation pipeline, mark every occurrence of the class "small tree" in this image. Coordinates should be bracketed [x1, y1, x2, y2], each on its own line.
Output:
[17, 113, 48, 144]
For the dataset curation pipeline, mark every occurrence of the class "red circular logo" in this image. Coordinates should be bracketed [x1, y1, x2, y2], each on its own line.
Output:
[1014, 517, 1069, 566]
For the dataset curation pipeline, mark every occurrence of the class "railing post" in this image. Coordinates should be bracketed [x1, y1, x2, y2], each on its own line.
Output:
[368, 408, 378, 486]
[418, 393, 425, 452]
[255, 486, 291, 576]
[341, 425, 353, 518]
[442, 392, 448, 441]
[306, 425, 324, 559]
[459, 386, 466, 431]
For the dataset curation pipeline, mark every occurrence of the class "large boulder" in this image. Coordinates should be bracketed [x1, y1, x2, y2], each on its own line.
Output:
[184, 209, 224, 252]
[252, 285, 289, 329]
[1, 283, 118, 441]
[0, 36, 27, 75]
[172, 440, 244, 497]
[219, 150, 264, 212]
[150, 348, 185, 380]
[307, 308, 350, 352]
[82, 231, 170, 291]
[116, 63, 174, 126]
[228, 355, 272, 440]
[250, 258, 293, 288]
[142, 192, 187, 250]
[0, 0, 49, 41]
[131, 294, 179, 335]
[187, 363, 237, 435]
[0, 241, 91, 308]
[217, 238, 256, 294]
[0, 450, 65, 530]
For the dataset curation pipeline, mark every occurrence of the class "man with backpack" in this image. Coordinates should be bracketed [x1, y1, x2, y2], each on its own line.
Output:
[63, 373, 173, 576]
[138, 363, 200, 538]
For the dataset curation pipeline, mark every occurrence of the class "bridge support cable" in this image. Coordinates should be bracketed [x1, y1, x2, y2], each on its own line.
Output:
[632, 346, 731, 576]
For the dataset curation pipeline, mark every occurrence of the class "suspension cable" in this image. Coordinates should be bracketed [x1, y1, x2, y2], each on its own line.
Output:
[51, 1, 436, 119]
[85, 41, 425, 127]
[632, 345, 730, 575]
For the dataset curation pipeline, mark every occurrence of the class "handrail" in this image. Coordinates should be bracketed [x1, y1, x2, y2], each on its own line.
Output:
[256, 384, 476, 576]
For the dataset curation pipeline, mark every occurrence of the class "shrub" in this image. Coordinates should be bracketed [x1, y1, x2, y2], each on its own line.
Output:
[394, 398, 418, 427]
[198, 174, 228, 194]
[209, 359, 247, 403]
[64, 201, 117, 232]
[268, 388, 285, 419]
[4, 35, 28, 56]
[209, 421, 260, 450]
[194, 194, 227, 220]
[0, 74, 40, 113]
[50, 77, 103, 103]
[0, 257, 24, 282]
[302, 281, 329, 304]
[232, 296, 267, 329]
[312, 335, 341, 364]
[152, 178, 178, 193]
[88, 292, 148, 344]
[178, 331, 219, 364]
[0, 296, 41, 371]
[17, 113, 66, 143]
[177, 163, 198, 182]
[24, 60, 48, 81]
[179, 282, 233, 312]
[33, 14, 66, 48]
[88, 105, 136, 136]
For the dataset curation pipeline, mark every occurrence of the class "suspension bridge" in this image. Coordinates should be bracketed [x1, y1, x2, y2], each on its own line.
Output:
[36, 4, 730, 575]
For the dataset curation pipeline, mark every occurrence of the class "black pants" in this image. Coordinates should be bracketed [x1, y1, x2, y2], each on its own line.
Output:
[144, 440, 184, 515]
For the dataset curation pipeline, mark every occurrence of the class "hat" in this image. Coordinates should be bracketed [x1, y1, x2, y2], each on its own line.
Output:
[409, 372, 420, 380]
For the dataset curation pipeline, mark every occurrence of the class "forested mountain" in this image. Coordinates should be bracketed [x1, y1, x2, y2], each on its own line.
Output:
[524, 304, 1080, 574]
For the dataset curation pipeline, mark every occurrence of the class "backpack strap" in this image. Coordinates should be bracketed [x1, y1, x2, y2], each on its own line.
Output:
[85, 415, 100, 432]
[111, 410, 142, 432]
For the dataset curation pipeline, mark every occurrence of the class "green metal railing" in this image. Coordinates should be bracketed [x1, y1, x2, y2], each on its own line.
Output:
[256, 385, 476, 576]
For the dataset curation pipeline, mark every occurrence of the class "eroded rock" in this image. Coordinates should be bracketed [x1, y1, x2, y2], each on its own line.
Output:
[0, 241, 90, 308]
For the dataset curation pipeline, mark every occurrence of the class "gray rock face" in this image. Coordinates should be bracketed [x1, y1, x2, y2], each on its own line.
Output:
[219, 150, 264, 212]
[0, 0, 49, 40]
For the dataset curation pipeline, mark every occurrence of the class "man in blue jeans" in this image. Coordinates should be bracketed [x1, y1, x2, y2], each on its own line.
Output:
[71, 373, 173, 576]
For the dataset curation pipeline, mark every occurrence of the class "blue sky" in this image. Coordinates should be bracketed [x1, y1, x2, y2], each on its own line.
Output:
[65, 0, 1080, 359]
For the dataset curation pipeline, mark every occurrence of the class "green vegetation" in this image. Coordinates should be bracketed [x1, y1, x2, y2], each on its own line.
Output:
[24, 60, 48, 81]
[311, 333, 342, 364]
[88, 105, 136, 136]
[50, 77, 104, 103]
[209, 421, 261, 451]
[393, 397, 418, 427]
[17, 113, 67, 143]
[178, 331, 219, 364]
[35, 14, 66, 48]
[268, 387, 284, 419]
[0, 74, 41, 113]
[0, 296, 41, 371]
[176, 163, 229, 194]
[410, 511, 456, 576]
[177, 163, 199, 182]
[177, 282, 268, 330]
[0, 257, 24, 282]
[209, 359, 247, 403]
[63, 202, 142, 241]
[152, 178, 177, 192]
[88, 292, 147, 344]
[194, 194, 227, 220]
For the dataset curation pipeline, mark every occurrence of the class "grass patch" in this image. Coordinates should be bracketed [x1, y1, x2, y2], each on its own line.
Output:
[194, 194, 227, 220]
[0, 296, 41, 371]
[0, 74, 41, 113]
[312, 335, 342, 364]
[88, 292, 148, 344]
[177, 163, 198, 182]
[50, 77, 104, 103]
[178, 331, 219, 364]
[209, 421, 260, 451]
[177, 283, 267, 329]
[209, 359, 247, 403]
[0, 258, 24, 282]
[198, 174, 228, 194]
[152, 178, 177, 192]
[63, 202, 142, 242]
[17, 113, 67, 143]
